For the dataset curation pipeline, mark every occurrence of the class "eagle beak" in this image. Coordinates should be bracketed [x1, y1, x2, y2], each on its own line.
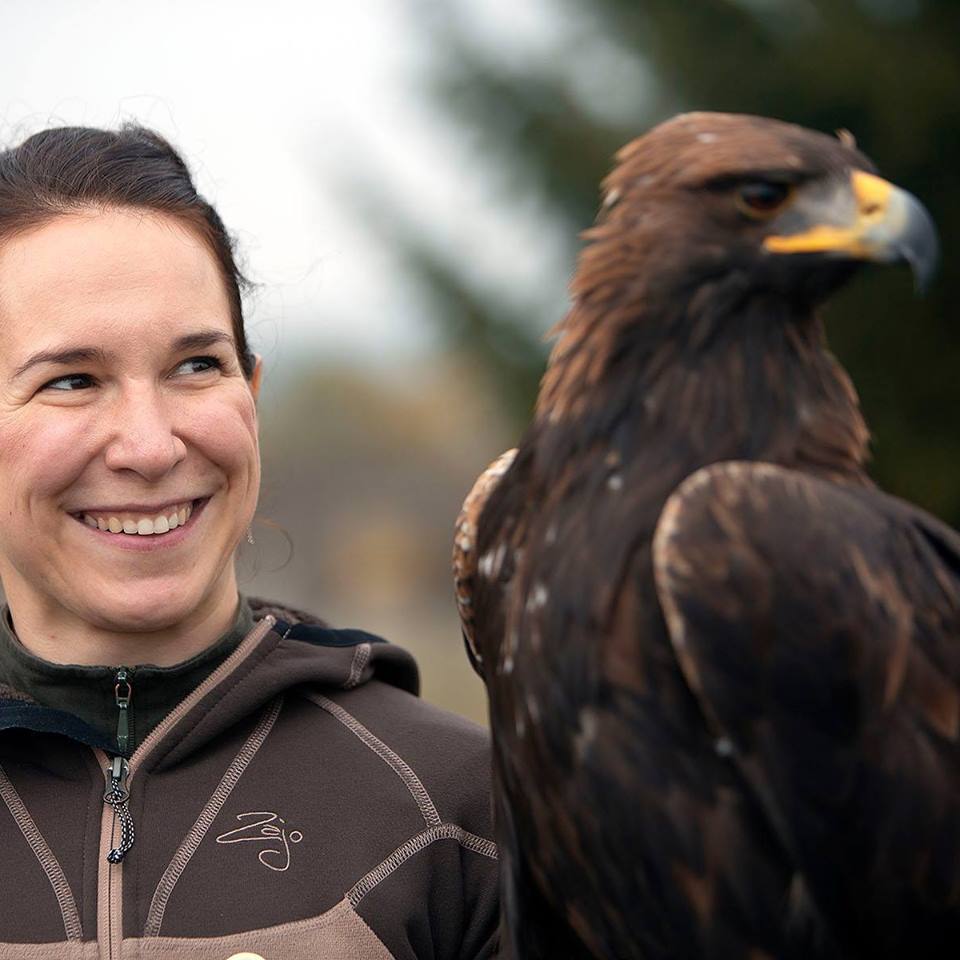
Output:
[763, 170, 940, 291]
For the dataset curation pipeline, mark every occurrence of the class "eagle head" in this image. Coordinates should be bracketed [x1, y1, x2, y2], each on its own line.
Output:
[590, 112, 938, 312]
[538, 112, 939, 473]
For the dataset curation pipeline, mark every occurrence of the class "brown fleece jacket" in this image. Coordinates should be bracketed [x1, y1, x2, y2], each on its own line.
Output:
[0, 603, 499, 959]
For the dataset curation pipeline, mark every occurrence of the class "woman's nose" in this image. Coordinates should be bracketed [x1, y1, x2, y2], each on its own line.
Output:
[103, 385, 188, 480]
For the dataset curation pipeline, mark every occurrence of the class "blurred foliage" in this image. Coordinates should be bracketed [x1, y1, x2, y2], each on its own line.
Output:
[390, 0, 960, 523]
[248, 359, 512, 722]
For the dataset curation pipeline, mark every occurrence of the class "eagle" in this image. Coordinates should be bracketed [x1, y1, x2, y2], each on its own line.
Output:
[453, 112, 957, 959]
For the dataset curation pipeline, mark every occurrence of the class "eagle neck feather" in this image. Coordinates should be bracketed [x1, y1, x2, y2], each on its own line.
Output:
[534, 279, 871, 488]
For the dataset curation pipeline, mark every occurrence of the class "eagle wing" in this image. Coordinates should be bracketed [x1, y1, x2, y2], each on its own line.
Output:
[653, 460, 960, 950]
[453, 448, 518, 673]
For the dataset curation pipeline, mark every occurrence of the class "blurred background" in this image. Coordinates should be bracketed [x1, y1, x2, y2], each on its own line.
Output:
[2, 0, 957, 723]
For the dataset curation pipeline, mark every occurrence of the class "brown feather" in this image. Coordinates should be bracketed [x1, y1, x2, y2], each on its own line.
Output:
[453, 448, 517, 668]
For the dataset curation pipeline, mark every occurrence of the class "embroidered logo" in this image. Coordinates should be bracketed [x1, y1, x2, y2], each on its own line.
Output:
[215, 811, 304, 872]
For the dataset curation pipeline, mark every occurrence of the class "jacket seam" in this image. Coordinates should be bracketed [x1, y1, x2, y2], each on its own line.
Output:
[305, 691, 442, 828]
[343, 643, 371, 689]
[81, 751, 101, 944]
[145, 626, 279, 772]
[143, 696, 284, 937]
[0, 762, 84, 941]
[348, 823, 498, 907]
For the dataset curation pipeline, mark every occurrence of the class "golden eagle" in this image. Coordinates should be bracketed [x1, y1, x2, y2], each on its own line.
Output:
[453, 113, 956, 959]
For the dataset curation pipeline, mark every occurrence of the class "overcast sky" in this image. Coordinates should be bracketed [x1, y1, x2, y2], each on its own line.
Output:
[1, 0, 581, 370]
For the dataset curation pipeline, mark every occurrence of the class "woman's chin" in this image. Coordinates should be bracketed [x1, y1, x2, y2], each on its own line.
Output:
[73, 579, 230, 636]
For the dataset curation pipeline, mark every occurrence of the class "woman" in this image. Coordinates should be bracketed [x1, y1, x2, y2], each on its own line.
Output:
[0, 126, 499, 958]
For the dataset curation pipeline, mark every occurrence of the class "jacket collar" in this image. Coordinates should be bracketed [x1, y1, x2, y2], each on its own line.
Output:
[0, 604, 419, 769]
[0, 600, 255, 755]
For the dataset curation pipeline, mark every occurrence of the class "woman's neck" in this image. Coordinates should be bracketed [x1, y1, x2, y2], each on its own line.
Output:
[1, 576, 242, 667]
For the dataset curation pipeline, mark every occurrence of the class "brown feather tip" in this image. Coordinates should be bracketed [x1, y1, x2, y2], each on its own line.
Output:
[453, 448, 518, 664]
[835, 128, 857, 150]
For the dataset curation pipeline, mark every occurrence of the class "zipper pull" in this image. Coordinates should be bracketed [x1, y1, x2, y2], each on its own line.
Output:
[103, 755, 135, 863]
[114, 666, 132, 755]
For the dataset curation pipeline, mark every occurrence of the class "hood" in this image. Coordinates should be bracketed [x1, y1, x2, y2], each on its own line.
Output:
[151, 610, 420, 771]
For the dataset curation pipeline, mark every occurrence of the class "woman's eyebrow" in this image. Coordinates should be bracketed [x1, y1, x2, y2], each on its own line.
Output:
[11, 347, 108, 380]
[171, 330, 237, 353]
[10, 332, 236, 381]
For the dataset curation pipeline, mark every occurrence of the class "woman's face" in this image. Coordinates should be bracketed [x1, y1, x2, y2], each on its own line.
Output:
[0, 208, 261, 637]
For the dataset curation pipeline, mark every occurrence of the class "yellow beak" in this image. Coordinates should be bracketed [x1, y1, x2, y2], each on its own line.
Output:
[763, 170, 939, 290]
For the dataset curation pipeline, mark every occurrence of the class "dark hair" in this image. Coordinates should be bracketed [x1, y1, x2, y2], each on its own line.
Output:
[0, 124, 256, 378]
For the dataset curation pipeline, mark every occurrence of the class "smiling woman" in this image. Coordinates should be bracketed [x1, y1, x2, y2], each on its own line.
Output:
[0, 208, 261, 666]
[0, 127, 498, 958]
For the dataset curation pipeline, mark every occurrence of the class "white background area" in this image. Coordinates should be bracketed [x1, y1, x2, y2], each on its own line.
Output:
[0, 0, 579, 372]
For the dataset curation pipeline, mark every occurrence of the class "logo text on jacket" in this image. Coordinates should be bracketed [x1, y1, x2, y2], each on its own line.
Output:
[215, 811, 304, 872]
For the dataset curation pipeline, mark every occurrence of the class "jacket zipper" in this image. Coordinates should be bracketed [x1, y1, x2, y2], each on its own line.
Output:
[114, 666, 132, 755]
[93, 616, 275, 956]
[94, 748, 123, 960]
[96, 667, 137, 958]
[103, 754, 134, 863]
[101, 667, 135, 864]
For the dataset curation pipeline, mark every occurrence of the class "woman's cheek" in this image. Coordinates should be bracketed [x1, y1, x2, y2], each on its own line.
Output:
[0, 411, 99, 505]
[183, 390, 260, 472]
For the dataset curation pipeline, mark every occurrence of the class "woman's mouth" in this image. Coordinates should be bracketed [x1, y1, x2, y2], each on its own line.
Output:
[73, 499, 207, 537]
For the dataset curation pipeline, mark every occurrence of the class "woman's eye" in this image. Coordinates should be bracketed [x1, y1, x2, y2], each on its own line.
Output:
[176, 356, 223, 376]
[41, 374, 94, 392]
[736, 181, 793, 217]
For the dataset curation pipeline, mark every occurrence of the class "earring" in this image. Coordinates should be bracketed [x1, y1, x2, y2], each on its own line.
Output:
[246, 527, 255, 545]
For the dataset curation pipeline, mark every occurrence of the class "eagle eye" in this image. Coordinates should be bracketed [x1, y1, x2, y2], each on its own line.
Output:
[736, 181, 793, 218]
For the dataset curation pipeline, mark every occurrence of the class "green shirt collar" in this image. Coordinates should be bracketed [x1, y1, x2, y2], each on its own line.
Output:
[0, 598, 254, 756]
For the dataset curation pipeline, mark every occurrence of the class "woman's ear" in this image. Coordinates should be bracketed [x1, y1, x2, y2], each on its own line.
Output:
[250, 355, 263, 402]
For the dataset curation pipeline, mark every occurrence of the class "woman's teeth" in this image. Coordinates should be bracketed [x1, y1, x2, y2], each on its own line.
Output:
[81, 502, 193, 536]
